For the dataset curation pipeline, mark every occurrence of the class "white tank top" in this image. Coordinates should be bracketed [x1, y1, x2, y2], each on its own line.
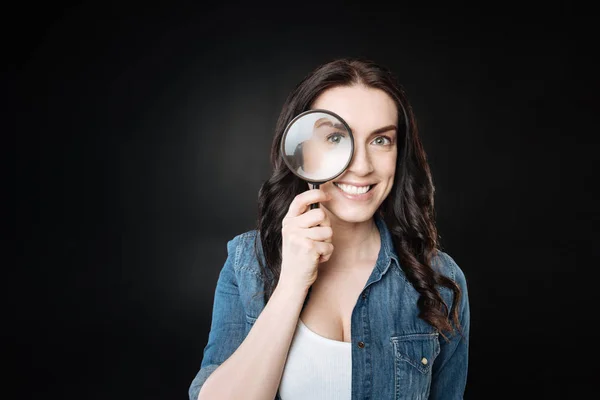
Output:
[279, 318, 352, 400]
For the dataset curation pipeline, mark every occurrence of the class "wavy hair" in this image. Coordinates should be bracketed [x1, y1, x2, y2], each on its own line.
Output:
[253, 58, 462, 340]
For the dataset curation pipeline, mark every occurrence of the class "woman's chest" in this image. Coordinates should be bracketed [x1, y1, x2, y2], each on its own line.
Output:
[299, 266, 373, 343]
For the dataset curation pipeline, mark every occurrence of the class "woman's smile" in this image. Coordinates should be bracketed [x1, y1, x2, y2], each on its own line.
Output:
[332, 182, 377, 200]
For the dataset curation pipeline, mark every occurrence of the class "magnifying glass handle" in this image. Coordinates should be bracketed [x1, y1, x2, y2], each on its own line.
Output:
[309, 183, 320, 210]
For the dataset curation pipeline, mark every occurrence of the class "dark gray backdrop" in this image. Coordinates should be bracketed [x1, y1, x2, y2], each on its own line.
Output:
[10, 2, 596, 399]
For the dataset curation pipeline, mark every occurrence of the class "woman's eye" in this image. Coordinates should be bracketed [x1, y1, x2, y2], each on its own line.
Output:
[372, 136, 391, 145]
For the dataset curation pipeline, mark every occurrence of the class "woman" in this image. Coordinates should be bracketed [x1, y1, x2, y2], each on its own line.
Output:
[189, 58, 470, 400]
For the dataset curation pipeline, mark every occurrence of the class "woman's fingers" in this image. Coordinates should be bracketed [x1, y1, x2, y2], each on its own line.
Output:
[304, 226, 333, 241]
[313, 241, 334, 262]
[285, 189, 331, 219]
[293, 208, 330, 229]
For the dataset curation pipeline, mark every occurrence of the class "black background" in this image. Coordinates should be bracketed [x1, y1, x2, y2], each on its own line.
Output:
[10, 2, 597, 399]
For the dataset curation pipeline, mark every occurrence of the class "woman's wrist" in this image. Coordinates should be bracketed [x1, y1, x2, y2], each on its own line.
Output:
[274, 277, 310, 301]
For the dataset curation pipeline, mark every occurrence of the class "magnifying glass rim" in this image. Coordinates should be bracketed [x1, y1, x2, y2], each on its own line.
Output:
[280, 108, 355, 184]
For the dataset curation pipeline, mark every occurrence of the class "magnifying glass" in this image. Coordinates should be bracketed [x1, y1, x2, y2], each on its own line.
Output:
[281, 109, 354, 209]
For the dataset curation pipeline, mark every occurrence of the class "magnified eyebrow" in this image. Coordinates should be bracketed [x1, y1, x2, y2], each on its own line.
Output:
[314, 118, 331, 128]
[315, 118, 396, 135]
[314, 118, 346, 131]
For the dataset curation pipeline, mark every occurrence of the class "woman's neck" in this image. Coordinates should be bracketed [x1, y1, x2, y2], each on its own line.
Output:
[322, 212, 380, 271]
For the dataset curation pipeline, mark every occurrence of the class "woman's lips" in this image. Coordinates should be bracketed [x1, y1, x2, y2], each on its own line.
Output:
[333, 183, 377, 201]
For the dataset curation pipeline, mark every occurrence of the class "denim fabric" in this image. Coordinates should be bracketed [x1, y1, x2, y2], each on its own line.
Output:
[189, 214, 470, 400]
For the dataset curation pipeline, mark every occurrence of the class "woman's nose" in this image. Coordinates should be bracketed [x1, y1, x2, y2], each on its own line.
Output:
[347, 144, 374, 176]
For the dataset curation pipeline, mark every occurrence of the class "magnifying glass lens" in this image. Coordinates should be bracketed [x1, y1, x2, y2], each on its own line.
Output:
[282, 111, 353, 183]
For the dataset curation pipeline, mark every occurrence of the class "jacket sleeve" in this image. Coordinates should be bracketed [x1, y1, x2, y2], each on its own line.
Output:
[188, 235, 248, 400]
[429, 252, 470, 400]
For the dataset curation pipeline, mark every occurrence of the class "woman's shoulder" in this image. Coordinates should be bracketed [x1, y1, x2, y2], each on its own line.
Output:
[432, 249, 467, 289]
[227, 229, 260, 253]
[225, 229, 264, 273]
[228, 229, 259, 246]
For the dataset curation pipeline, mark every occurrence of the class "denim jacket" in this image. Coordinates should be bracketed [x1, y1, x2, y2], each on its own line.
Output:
[189, 214, 470, 400]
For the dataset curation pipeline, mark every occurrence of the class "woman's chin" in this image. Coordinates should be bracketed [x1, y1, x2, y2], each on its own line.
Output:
[323, 205, 376, 224]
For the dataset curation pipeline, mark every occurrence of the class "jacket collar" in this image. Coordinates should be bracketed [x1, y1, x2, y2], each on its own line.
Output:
[373, 213, 401, 277]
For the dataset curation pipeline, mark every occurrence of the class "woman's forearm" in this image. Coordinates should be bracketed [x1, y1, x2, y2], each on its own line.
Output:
[198, 281, 308, 400]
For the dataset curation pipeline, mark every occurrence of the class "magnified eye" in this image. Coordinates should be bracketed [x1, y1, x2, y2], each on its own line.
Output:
[327, 132, 346, 144]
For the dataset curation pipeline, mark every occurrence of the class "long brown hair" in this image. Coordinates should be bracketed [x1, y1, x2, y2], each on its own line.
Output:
[254, 58, 462, 340]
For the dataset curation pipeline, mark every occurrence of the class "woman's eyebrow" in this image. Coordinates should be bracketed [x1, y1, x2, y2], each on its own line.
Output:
[316, 119, 396, 134]
[370, 125, 397, 135]
[345, 124, 398, 135]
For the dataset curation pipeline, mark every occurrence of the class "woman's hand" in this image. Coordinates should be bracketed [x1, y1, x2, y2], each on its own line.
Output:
[278, 189, 333, 292]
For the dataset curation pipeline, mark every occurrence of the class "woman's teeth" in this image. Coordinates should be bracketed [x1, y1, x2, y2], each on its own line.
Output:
[334, 183, 372, 194]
